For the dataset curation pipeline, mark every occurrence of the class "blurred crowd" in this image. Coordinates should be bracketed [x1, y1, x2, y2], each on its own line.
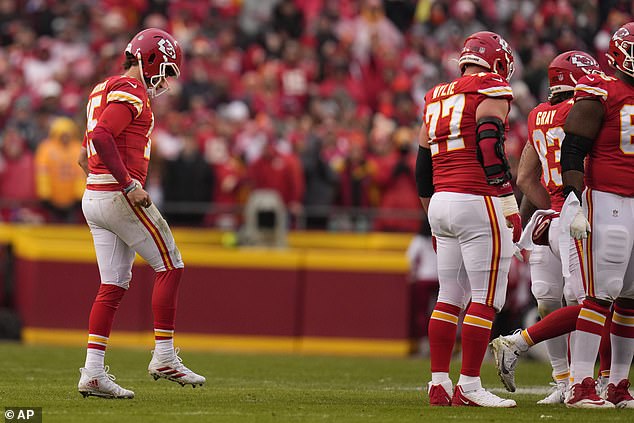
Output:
[0, 0, 632, 232]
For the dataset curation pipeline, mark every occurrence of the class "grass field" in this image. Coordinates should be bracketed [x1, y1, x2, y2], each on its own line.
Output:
[0, 342, 631, 422]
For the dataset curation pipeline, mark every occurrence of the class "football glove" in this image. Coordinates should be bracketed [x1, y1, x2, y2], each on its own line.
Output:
[570, 209, 591, 240]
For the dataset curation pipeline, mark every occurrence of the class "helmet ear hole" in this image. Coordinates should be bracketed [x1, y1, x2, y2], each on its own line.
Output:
[148, 53, 156, 64]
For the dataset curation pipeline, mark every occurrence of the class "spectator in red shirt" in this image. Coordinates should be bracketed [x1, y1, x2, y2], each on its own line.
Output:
[247, 133, 304, 220]
[0, 126, 40, 222]
[371, 125, 420, 233]
[206, 136, 247, 230]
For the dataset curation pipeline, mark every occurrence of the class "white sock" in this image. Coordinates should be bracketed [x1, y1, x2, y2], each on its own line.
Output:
[544, 334, 570, 381]
[431, 372, 451, 385]
[84, 349, 105, 370]
[457, 375, 481, 390]
[609, 333, 634, 384]
[154, 328, 175, 358]
[509, 331, 529, 352]
[570, 330, 601, 382]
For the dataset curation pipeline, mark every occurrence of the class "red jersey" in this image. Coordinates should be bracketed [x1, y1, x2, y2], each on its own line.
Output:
[83, 75, 154, 191]
[423, 72, 513, 196]
[526, 99, 572, 212]
[574, 73, 634, 197]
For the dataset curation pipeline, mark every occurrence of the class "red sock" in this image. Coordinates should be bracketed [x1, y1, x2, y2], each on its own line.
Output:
[576, 299, 610, 334]
[87, 284, 126, 350]
[461, 302, 495, 377]
[525, 304, 582, 345]
[428, 302, 461, 373]
[611, 304, 634, 337]
[152, 268, 183, 331]
[598, 309, 612, 378]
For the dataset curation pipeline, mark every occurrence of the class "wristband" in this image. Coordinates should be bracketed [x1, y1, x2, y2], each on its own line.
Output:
[123, 181, 137, 194]
[500, 193, 519, 217]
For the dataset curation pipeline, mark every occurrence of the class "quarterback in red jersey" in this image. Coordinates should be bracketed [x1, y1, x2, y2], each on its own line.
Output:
[489, 51, 603, 403]
[415, 31, 519, 408]
[558, 22, 634, 408]
[77, 28, 205, 399]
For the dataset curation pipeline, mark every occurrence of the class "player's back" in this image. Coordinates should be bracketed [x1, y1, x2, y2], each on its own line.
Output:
[527, 99, 572, 212]
[574, 73, 634, 196]
[84, 75, 154, 191]
[424, 72, 513, 196]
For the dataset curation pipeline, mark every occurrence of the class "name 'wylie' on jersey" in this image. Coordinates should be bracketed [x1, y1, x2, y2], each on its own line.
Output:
[423, 72, 513, 196]
[574, 73, 634, 197]
[527, 99, 573, 212]
[83, 75, 155, 191]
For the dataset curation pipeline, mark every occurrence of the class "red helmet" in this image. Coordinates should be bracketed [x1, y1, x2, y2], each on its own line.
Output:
[548, 51, 600, 95]
[606, 22, 634, 78]
[125, 28, 182, 97]
[458, 31, 515, 81]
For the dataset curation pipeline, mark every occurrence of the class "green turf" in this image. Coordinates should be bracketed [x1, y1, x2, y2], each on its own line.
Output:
[0, 342, 630, 422]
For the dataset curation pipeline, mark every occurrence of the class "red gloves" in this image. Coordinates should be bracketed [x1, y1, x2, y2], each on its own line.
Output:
[505, 212, 522, 243]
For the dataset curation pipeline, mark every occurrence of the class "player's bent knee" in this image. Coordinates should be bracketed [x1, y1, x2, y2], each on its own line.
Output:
[606, 278, 624, 299]
[536, 299, 562, 317]
[101, 280, 131, 290]
[563, 283, 583, 305]
[99, 268, 132, 289]
[149, 251, 184, 272]
[531, 280, 561, 302]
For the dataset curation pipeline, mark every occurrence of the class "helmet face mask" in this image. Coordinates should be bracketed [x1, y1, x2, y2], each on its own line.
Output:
[458, 31, 515, 81]
[606, 23, 634, 78]
[125, 28, 182, 98]
[548, 51, 601, 97]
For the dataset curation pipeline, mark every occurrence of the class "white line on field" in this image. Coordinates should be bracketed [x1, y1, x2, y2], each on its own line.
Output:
[385, 385, 552, 395]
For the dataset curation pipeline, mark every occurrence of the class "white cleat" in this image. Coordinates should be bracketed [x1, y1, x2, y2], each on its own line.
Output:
[77, 366, 134, 399]
[489, 335, 521, 392]
[452, 384, 516, 408]
[148, 348, 206, 387]
[537, 382, 567, 405]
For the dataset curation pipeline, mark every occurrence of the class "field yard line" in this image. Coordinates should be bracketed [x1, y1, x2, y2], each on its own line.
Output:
[384, 385, 552, 395]
[489, 386, 552, 395]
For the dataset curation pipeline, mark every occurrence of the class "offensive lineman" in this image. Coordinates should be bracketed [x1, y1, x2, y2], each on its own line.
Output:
[416, 31, 520, 407]
[557, 22, 634, 408]
[77, 28, 205, 399]
[489, 51, 602, 404]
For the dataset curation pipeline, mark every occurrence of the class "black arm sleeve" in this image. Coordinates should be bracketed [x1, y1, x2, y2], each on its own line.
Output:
[560, 132, 593, 173]
[416, 146, 434, 198]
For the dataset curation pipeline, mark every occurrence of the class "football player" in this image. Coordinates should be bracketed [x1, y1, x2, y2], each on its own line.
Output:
[558, 22, 634, 408]
[416, 31, 520, 407]
[77, 28, 205, 399]
[489, 51, 603, 404]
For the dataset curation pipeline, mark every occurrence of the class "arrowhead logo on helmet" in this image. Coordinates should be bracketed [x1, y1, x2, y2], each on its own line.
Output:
[158, 39, 177, 60]
[547, 50, 601, 97]
[613, 27, 630, 41]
